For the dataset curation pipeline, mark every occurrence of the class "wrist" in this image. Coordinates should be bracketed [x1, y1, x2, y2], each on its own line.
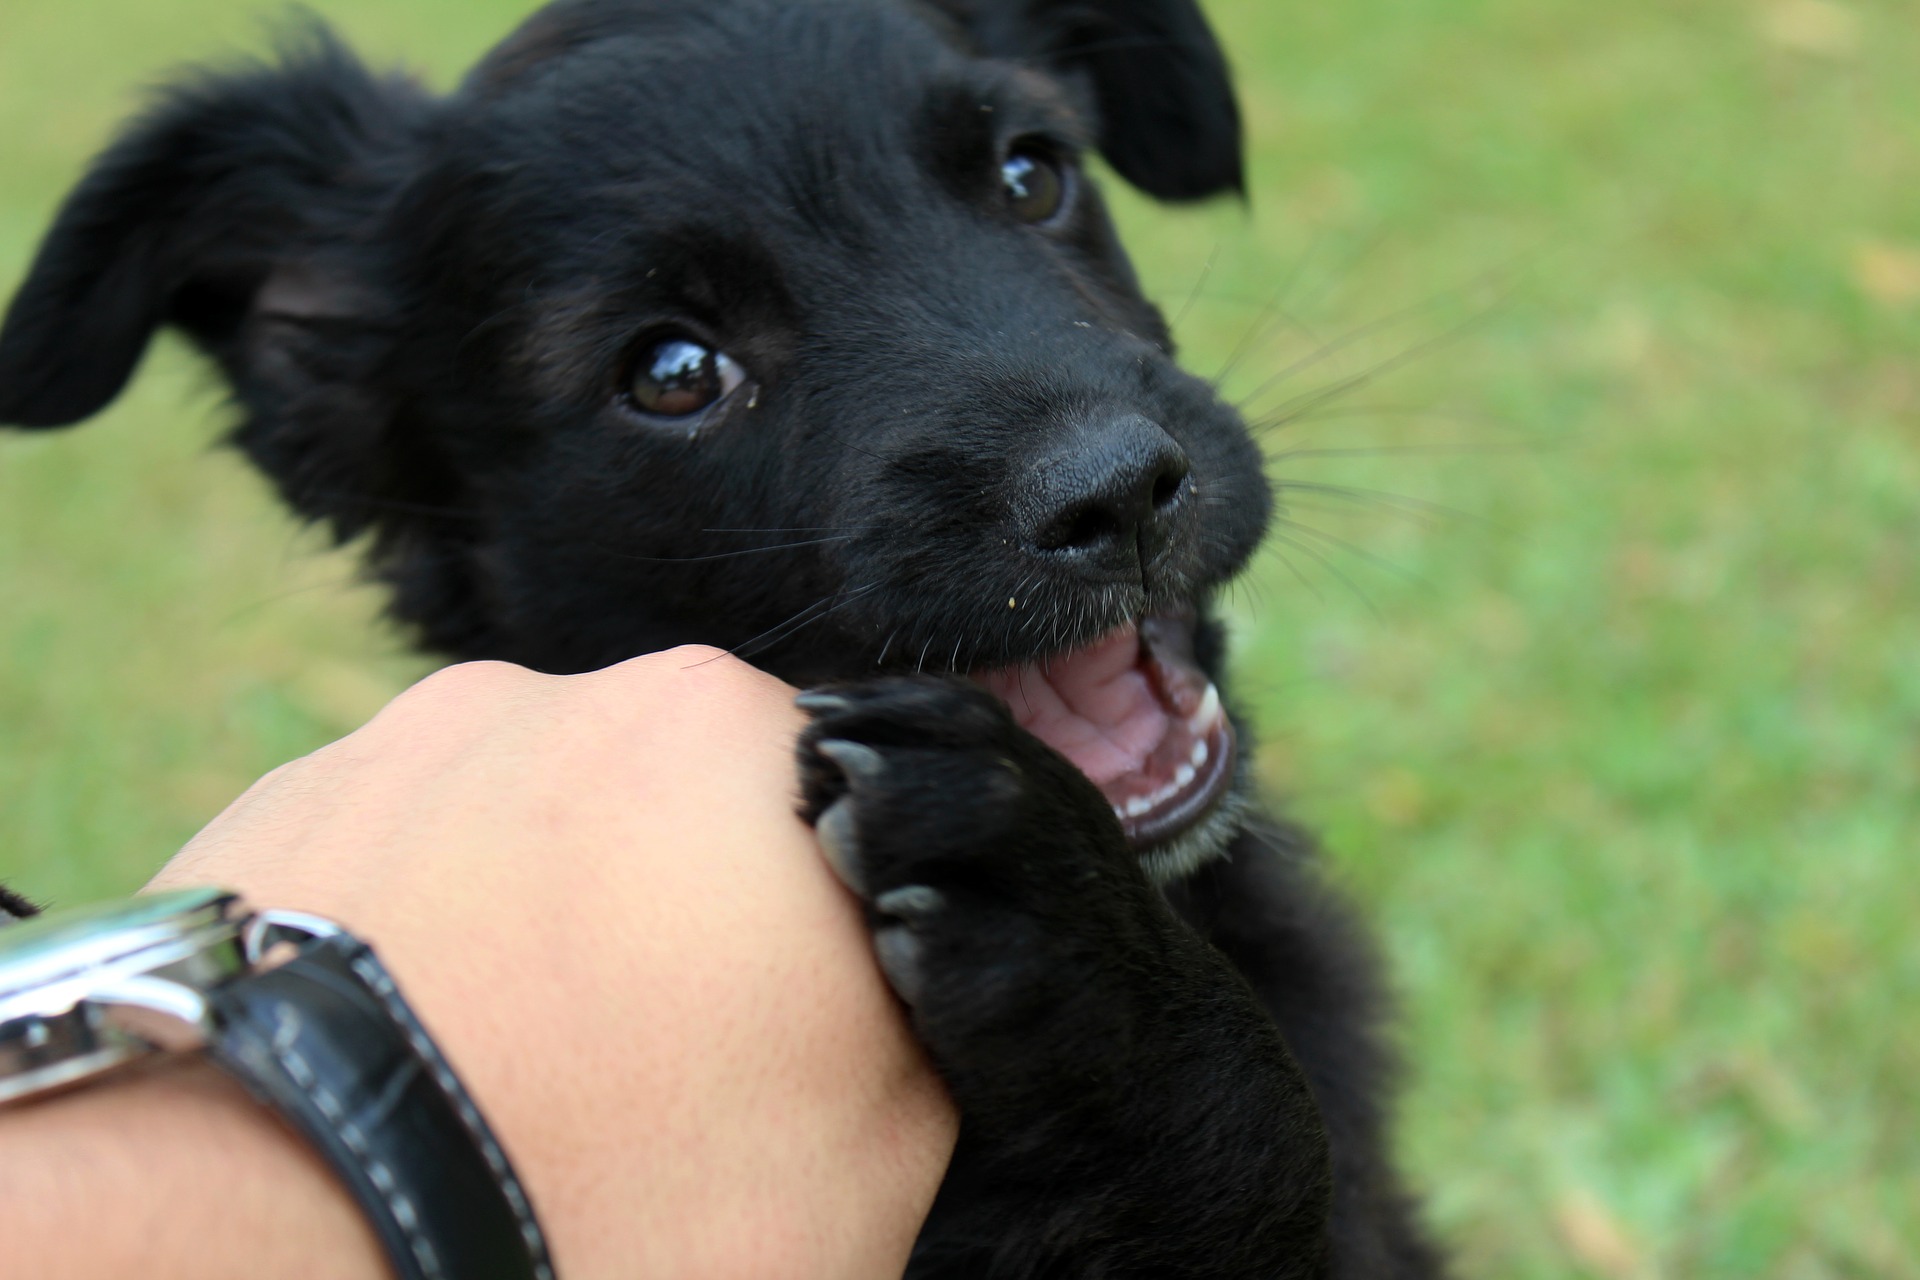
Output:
[0, 889, 554, 1280]
[0, 1057, 385, 1280]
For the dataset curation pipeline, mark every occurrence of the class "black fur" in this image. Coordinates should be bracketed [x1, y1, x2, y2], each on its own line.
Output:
[0, 2, 1441, 1274]
[0, 885, 39, 922]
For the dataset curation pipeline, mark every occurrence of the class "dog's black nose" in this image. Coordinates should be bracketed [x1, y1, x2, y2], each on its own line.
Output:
[1022, 415, 1190, 570]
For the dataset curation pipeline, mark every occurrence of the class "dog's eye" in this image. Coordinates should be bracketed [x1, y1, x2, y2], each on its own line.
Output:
[627, 336, 746, 418]
[1002, 144, 1067, 224]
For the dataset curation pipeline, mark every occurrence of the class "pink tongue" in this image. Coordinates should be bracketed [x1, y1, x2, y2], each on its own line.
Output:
[973, 627, 1170, 786]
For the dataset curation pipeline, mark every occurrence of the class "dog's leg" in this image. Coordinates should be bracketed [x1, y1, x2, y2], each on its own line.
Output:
[797, 678, 1332, 1280]
[1167, 828, 1448, 1280]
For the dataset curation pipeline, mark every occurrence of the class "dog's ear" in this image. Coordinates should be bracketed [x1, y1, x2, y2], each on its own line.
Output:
[0, 27, 426, 430]
[932, 0, 1244, 201]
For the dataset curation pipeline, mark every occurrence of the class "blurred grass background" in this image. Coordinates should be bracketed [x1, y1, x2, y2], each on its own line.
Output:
[2, 0, 1915, 1273]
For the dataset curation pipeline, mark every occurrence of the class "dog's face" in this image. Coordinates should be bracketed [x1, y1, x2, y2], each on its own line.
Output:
[0, 0, 1269, 871]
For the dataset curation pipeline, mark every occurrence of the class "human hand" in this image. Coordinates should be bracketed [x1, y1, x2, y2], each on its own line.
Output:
[134, 649, 955, 1280]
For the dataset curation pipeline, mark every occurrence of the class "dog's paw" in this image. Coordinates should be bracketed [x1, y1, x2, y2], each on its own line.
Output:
[795, 677, 1161, 1087]
[795, 675, 1128, 896]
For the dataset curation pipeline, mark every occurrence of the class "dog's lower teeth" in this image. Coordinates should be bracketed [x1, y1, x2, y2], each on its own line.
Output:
[1116, 767, 1202, 823]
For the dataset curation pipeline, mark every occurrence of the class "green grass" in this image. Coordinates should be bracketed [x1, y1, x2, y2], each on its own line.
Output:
[2, 0, 1916, 1274]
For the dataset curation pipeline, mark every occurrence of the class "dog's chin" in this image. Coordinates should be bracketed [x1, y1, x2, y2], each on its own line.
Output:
[1137, 784, 1247, 885]
[968, 611, 1240, 882]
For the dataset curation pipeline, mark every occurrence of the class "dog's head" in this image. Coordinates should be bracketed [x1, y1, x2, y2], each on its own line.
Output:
[0, 0, 1270, 870]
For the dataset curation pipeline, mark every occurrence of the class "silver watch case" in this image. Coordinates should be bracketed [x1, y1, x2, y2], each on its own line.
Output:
[0, 887, 338, 1105]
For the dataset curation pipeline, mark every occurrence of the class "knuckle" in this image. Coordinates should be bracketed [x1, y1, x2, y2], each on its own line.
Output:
[368, 660, 541, 735]
[408, 659, 529, 700]
[662, 643, 734, 668]
[610, 645, 772, 695]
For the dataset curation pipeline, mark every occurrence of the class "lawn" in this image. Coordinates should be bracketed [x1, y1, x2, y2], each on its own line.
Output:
[2, 0, 1915, 1274]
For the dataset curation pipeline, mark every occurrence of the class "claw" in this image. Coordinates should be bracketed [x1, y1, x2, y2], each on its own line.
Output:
[874, 924, 927, 1006]
[873, 888, 942, 1004]
[875, 885, 945, 919]
[815, 738, 887, 789]
[794, 690, 856, 715]
[813, 797, 866, 895]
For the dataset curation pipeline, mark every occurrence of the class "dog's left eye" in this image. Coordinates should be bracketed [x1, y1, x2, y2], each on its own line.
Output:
[626, 336, 746, 418]
[1001, 144, 1068, 224]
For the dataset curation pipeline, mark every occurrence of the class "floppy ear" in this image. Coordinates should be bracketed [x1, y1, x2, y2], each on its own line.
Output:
[933, 0, 1244, 201]
[0, 27, 426, 430]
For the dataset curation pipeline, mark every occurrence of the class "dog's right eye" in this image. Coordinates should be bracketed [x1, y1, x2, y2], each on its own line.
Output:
[1002, 143, 1069, 224]
[626, 335, 746, 418]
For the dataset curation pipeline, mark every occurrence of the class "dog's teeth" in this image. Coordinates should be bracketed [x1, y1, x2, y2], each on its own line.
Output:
[1190, 738, 1209, 769]
[1187, 683, 1221, 734]
[1174, 763, 1196, 790]
[1124, 795, 1153, 818]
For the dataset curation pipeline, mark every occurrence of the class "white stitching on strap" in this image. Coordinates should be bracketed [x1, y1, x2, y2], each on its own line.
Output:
[348, 954, 556, 1280]
[268, 1003, 445, 1280]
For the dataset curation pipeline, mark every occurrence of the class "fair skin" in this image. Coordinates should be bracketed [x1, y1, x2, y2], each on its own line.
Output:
[0, 649, 958, 1280]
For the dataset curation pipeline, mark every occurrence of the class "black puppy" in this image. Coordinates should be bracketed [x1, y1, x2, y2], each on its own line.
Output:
[0, 1, 1442, 1275]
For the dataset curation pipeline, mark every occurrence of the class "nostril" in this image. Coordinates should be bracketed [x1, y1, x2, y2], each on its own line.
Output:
[1151, 463, 1188, 512]
[1020, 415, 1190, 563]
[1037, 501, 1126, 553]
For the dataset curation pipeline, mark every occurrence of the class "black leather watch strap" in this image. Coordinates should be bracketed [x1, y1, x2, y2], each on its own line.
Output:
[205, 933, 555, 1280]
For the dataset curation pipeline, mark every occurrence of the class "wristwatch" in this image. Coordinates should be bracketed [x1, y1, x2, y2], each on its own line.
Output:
[0, 887, 555, 1280]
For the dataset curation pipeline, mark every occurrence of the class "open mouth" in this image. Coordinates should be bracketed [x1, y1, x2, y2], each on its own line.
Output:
[971, 615, 1236, 846]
